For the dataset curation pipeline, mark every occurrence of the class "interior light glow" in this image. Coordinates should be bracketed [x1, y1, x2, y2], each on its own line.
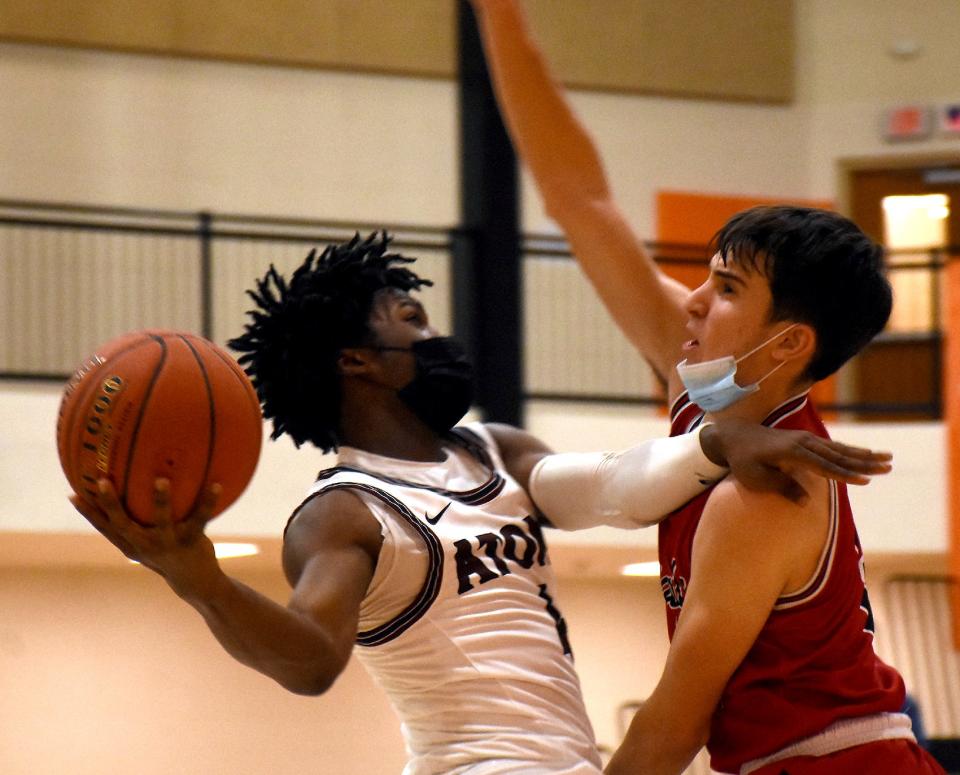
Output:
[882, 193, 948, 214]
[621, 561, 661, 577]
[214, 542, 260, 559]
[129, 542, 260, 564]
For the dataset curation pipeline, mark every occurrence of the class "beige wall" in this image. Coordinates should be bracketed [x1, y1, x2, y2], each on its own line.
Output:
[0, 42, 458, 224]
[795, 0, 960, 198]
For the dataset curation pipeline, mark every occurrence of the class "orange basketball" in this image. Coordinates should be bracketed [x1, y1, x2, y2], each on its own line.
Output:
[57, 330, 263, 525]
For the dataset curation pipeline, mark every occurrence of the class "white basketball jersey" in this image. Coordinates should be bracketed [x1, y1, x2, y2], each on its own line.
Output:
[300, 423, 601, 775]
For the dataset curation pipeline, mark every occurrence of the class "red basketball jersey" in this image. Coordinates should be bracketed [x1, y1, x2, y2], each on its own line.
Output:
[660, 392, 906, 773]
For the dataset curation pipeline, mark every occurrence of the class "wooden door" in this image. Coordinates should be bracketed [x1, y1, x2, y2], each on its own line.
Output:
[848, 164, 960, 420]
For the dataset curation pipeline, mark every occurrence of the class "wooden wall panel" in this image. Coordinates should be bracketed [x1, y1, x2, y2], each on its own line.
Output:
[524, 0, 794, 102]
[0, 0, 793, 102]
[0, 0, 457, 77]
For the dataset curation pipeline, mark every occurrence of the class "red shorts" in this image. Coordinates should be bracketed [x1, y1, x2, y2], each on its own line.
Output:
[750, 739, 946, 775]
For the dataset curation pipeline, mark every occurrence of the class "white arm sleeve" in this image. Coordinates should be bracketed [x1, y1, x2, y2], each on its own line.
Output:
[528, 424, 729, 530]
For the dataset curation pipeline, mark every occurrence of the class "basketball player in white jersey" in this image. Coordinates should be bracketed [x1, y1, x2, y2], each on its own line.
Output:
[72, 234, 891, 774]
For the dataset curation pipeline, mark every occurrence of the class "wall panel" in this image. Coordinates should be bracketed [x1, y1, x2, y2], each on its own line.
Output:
[0, 0, 794, 102]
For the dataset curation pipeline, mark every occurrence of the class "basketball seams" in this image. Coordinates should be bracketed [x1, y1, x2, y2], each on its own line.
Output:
[205, 340, 263, 418]
[178, 334, 218, 518]
[60, 336, 161, 501]
[59, 339, 136, 475]
[120, 335, 169, 525]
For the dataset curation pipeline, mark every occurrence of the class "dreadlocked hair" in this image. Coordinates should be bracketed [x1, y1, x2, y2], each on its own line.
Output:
[228, 231, 432, 452]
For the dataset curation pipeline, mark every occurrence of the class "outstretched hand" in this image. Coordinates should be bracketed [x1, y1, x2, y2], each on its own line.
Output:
[69, 478, 223, 597]
[701, 419, 892, 504]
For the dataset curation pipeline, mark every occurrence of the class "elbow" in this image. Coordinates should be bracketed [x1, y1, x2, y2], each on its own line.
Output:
[276, 662, 343, 697]
[281, 673, 335, 697]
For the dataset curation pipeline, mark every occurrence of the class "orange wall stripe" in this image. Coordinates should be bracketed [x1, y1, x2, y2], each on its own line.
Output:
[656, 190, 835, 246]
[945, 257, 960, 649]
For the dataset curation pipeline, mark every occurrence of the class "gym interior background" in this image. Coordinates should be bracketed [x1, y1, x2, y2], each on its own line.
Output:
[1, 2, 959, 773]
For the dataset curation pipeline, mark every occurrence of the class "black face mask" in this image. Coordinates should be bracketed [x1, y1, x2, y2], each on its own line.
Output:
[377, 337, 475, 433]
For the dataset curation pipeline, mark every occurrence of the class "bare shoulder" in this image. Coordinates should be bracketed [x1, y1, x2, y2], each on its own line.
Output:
[706, 473, 827, 529]
[698, 473, 830, 590]
[282, 488, 383, 586]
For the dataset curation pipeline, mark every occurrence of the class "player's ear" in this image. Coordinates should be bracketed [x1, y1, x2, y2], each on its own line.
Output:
[772, 323, 816, 364]
[337, 347, 376, 377]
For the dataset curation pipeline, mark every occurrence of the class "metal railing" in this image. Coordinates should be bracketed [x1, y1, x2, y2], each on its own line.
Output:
[0, 198, 948, 419]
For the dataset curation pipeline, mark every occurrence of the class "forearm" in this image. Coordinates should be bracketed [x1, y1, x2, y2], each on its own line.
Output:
[472, 0, 689, 378]
[606, 701, 705, 775]
[170, 567, 347, 695]
[529, 426, 727, 530]
[471, 0, 610, 206]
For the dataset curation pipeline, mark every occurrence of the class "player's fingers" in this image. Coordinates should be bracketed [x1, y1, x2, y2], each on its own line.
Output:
[193, 483, 222, 526]
[825, 440, 892, 463]
[788, 444, 871, 485]
[94, 478, 132, 526]
[800, 437, 892, 475]
[152, 478, 174, 528]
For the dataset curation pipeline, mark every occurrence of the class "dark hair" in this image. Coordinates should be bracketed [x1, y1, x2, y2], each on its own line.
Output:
[228, 232, 431, 452]
[711, 205, 892, 381]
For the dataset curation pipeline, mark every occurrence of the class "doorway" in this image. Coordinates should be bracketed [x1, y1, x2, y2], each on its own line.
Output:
[845, 160, 960, 420]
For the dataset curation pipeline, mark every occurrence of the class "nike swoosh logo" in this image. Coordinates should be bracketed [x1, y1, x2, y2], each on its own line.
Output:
[424, 502, 451, 525]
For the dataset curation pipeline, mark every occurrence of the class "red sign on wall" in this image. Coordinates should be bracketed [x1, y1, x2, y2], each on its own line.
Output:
[883, 105, 932, 141]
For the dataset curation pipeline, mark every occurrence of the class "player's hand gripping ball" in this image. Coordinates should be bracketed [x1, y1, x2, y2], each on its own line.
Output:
[57, 330, 262, 525]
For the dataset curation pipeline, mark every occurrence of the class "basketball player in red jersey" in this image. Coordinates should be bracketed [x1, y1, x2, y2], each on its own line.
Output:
[472, 1, 946, 773]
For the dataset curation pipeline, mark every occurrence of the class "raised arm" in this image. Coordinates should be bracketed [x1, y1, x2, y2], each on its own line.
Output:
[71, 480, 381, 695]
[471, 0, 690, 382]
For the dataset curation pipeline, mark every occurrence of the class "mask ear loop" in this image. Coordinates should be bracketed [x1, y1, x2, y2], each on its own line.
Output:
[734, 323, 798, 386]
[733, 323, 798, 365]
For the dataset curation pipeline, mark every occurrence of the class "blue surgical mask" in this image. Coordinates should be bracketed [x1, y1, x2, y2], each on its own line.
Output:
[676, 324, 797, 413]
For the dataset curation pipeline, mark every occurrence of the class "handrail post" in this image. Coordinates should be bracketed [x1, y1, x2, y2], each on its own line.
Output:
[455, 0, 522, 427]
[199, 211, 213, 340]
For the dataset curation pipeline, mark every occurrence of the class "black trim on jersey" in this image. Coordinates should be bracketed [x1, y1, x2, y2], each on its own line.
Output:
[762, 394, 809, 428]
[669, 390, 692, 422]
[669, 391, 706, 436]
[288, 481, 445, 648]
[314, 428, 506, 507]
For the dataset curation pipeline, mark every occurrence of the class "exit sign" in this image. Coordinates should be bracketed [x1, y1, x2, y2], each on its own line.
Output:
[883, 105, 932, 141]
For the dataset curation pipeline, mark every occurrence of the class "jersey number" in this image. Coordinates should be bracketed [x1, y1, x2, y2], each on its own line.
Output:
[538, 583, 573, 657]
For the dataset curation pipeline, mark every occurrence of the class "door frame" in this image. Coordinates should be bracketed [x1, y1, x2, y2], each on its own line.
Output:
[836, 151, 960, 217]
